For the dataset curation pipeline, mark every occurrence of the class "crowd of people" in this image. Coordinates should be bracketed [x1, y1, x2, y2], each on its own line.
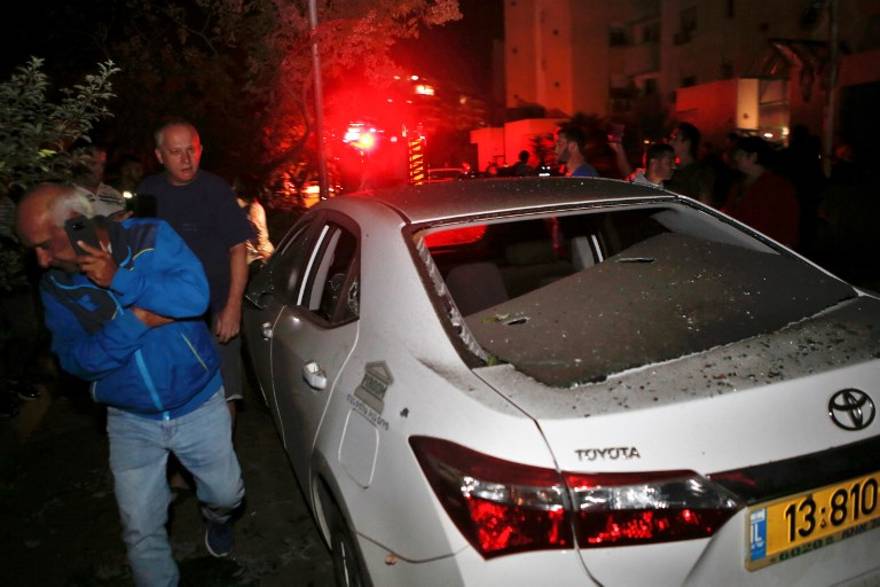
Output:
[482, 118, 874, 269]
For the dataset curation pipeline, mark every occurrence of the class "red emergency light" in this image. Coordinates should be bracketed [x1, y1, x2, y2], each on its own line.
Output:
[343, 123, 378, 152]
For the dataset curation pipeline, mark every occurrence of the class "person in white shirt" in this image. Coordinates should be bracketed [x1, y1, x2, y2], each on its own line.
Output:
[234, 178, 274, 269]
[236, 193, 275, 267]
[74, 145, 128, 218]
[629, 142, 676, 189]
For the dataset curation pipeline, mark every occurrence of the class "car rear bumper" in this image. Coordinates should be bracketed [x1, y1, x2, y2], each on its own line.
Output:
[682, 508, 880, 586]
[358, 535, 593, 586]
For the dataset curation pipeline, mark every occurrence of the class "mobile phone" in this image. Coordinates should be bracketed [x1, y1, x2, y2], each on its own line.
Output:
[64, 215, 101, 256]
[607, 122, 625, 144]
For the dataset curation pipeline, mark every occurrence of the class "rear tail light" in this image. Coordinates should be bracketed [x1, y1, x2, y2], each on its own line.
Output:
[411, 436, 744, 559]
[564, 471, 743, 547]
[410, 436, 573, 558]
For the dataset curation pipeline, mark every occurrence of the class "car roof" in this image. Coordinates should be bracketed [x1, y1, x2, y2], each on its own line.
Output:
[344, 177, 678, 224]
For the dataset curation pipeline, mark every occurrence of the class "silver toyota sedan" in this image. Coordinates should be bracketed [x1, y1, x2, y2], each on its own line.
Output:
[243, 178, 880, 586]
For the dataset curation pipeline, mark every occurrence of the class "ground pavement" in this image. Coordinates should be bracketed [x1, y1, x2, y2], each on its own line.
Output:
[0, 371, 334, 586]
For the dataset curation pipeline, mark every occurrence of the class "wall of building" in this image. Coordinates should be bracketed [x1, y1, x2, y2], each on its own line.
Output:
[505, 0, 541, 108]
[506, 0, 637, 117]
[469, 126, 506, 171]
[469, 118, 565, 171]
[569, 1, 613, 116]
[504, 118, 564, 165]
[533, 0, 574, 113]
[674, 78, 740, 144]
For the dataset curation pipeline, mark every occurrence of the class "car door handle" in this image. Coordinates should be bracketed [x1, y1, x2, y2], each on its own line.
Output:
[261, 322, 273, 340]
[303, 361, 327, 391]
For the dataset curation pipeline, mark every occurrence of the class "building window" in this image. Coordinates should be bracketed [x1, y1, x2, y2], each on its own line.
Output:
[720, 60, 734, 79]
[609, 26, 628, 47]
[675, 6, 697, 45]
[643, 21, 660, 44]
[862, 14, 880, 50]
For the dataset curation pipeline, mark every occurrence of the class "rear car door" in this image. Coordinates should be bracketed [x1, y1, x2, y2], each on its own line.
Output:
[269, 213, 360, 486]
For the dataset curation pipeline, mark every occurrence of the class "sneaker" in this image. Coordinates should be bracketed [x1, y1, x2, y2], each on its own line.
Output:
[204, 520, 234, 558]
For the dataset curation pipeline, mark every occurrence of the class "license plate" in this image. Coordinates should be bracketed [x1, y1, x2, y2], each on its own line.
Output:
[746, 471, 880, 571]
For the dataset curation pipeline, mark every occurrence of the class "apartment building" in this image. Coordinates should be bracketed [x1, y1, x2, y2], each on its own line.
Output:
[477, 0, 879, 165]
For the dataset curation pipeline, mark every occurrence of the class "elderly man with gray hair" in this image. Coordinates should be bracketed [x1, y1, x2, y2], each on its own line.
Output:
[16, 183, 245, 585]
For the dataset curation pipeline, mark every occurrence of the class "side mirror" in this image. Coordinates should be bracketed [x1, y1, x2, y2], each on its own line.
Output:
[245, 267, 276, 310]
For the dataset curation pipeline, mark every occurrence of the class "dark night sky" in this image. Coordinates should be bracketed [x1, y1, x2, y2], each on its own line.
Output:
[393, 0, 504, 96]
[2, 0, 504, 94]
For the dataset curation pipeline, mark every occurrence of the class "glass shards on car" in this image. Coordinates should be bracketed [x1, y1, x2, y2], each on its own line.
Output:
[415, 203, 855, 388]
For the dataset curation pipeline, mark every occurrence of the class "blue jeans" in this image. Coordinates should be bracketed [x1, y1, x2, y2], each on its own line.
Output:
[107, 389, 245, 586]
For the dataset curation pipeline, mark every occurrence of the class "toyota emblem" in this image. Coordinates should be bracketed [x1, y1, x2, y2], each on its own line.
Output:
[828, 389, 876, 431]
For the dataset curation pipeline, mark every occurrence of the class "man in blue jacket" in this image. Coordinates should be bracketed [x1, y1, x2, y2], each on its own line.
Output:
[16, 183, 245, 586]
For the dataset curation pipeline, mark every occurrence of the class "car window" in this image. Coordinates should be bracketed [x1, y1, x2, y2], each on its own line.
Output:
[271, 218, 318, 306]
[302, 223, 359, 325]
[416, 203, 856, 387]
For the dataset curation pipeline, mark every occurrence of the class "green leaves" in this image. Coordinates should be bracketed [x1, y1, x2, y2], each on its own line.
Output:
[0, 57, 119, 193]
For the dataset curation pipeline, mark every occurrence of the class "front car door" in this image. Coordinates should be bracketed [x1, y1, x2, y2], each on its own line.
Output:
[270, 213, 360, 487]
[243, 213, 320, 433]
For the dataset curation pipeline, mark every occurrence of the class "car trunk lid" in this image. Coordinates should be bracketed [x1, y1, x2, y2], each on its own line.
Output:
[473, 295, 880, 472]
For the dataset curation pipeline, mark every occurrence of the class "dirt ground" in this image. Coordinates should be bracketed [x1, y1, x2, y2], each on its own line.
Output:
[0, 373, 334, 586]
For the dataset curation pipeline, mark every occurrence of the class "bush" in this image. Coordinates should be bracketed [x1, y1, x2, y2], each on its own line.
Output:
[0, 57, 118, 193]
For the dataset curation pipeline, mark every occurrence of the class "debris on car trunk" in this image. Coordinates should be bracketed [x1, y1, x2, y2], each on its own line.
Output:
[468, 233, 854, 387]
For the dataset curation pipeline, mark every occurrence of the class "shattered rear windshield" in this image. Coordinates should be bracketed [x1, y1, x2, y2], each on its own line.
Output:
[417, 204, 856, 387]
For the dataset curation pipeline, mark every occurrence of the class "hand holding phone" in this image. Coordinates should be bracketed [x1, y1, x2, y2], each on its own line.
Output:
[64, 216, 117, 286]
[64, 216, 101, 256]
[607, 122, 625, 144]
